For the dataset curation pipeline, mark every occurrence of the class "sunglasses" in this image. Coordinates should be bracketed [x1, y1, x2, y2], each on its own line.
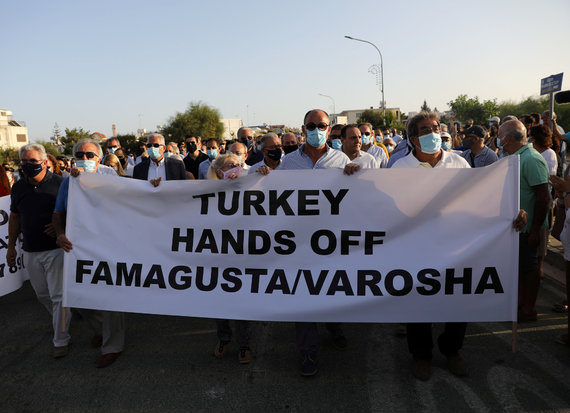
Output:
[108, 145, 119, 149]
[146, 143, 163, 148]
[305, 123, 329, 131]
[75, 152, 98, 159]
[362, 132, 371, 136]
[21, 159, 42, 164]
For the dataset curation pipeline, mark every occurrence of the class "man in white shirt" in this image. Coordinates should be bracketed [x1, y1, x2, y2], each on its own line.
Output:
[358, 122, 388, 167]
[248, 133, 283, 174]
[340, 124, 380, 168]
[133, 134, 187, 184]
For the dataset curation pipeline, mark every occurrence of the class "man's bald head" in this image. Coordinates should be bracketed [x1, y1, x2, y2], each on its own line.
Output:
[500, 120, 527, 143]
[303, 109, 329, 124]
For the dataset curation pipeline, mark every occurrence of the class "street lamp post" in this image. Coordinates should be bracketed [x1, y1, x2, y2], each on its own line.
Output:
[344, 35, 385, 117]
[318, 93, 336, 123]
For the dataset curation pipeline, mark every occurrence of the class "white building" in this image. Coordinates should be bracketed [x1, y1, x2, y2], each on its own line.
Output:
[0, 110, 28, 149]
[221, 118, 243, 140]
[337, 107, 401, 124]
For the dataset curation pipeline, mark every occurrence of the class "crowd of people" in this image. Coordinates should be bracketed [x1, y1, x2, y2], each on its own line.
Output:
[5, 108, 570, 380]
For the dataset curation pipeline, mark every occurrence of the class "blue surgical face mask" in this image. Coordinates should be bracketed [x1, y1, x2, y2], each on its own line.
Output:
[441, 141, 451, 151]
[496, 137, 504, 151]
[361, 134, 371, 145]
[375, 136, 382, 143]
[163, 151, 172, 158]
[108, 147, 117, 154]
[75, 160, 97, 173]
[207, 149, 218, 159]
[331, 139, 342, 149]
[418, 133, 441, 154]
[147, 147, 162, 160]
[256, 145, 262, 151]
[306, 128, 327, 147]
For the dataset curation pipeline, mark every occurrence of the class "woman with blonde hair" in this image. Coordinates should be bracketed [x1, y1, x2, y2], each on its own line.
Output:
[103, 153, 126, 177]
[207, 153, 243, 180]
[207, 153, 250, 363]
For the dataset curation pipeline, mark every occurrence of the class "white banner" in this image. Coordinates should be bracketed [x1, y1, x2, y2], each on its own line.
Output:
[63, 157, 520, 322]
[0, 195, 29, 297]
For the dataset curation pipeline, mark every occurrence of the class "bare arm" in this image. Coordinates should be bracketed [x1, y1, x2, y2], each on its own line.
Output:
[52, 211, 72, 252]
[528, 183, 550, 247]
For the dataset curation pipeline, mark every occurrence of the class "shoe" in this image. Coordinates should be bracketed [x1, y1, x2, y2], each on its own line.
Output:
[552, 303, 568, 313]
[91, 335, 103, 348]
[238, 347, 252, 364]
[412, 359, 431, 381]
[97, 352, 121, 368]
[447, 354, 469, 377]
[214, 340, 229, 359]
[556, 334, 570, 346]
[300, 353, 318, 377]
[53, 345, 69, 359]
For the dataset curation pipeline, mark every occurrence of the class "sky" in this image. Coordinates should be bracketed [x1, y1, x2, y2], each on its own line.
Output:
[3, 0, 569, 142]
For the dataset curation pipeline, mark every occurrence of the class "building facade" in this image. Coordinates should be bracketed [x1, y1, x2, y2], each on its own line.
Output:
[0, 110, 28, 149]
[337, 107, 401, 124]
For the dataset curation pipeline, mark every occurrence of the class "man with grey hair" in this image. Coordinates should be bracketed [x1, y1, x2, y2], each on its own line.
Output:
[249, 132, 283, 174]
[498, 120, 549, 323]
[133, 133, 188, 184]
[52, 138, 125, 368]
[7, 143, 70, 358]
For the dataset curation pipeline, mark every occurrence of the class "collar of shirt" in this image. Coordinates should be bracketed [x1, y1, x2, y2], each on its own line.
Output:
[514, 143, 531, 156]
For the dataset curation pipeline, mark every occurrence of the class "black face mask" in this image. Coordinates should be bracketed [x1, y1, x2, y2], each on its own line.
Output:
[187, 143, 197, 153]
[283, 145, 298, 154]
[266, 148, 282, 161]
[21, 163, 43, 178]
[117, 157, 128, 168]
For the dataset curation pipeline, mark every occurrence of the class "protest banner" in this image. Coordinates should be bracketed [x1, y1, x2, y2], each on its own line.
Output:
[0, 195, 29, 297]
[62, 157, 519, 322]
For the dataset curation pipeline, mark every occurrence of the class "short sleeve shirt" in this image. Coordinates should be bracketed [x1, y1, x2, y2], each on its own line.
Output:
[10, 171, 63, 252]
[516, 143, 550, 233]
[54, 166, 117, 214]
[391, 149, 471, 169]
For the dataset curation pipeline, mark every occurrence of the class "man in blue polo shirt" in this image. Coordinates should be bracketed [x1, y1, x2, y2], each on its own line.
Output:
[52, 138, 125, 368]
[7, 143, 70, 358]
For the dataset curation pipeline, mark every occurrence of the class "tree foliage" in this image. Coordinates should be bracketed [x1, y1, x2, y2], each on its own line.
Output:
[447, 95, 499, 125]
[60, 127, 91, 155]
[161, 102, 225, 142]
[113, 134, 145, 156]
[357, 109, 404, 130]
[421, 100, 431, 112]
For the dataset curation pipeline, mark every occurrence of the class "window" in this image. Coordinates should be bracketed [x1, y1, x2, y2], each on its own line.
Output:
[17, 134, 27, 142]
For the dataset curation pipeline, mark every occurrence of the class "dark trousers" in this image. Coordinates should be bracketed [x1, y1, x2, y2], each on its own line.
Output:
[407, 322, 467, 361]
[295, 322, 343, 355]
[216, 319, 250, 348]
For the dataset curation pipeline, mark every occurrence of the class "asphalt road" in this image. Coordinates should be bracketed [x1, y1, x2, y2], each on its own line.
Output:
[1, 276, 569, 413]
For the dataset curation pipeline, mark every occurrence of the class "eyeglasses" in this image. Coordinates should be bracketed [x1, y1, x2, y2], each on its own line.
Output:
[223, 163, 239, 170]
[108, 145, 118, 149]
[231, 152, 246, 156]
[418, 125, 441, 135]
[75, 152, 98, 159]
[305, 123, 329, 131]
[265, 145, 282, 150]
[21, 158, 42, 164]
[146, 143, 163, 148]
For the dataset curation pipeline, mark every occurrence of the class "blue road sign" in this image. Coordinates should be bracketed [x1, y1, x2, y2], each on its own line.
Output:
[541, 73, 563, 95]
